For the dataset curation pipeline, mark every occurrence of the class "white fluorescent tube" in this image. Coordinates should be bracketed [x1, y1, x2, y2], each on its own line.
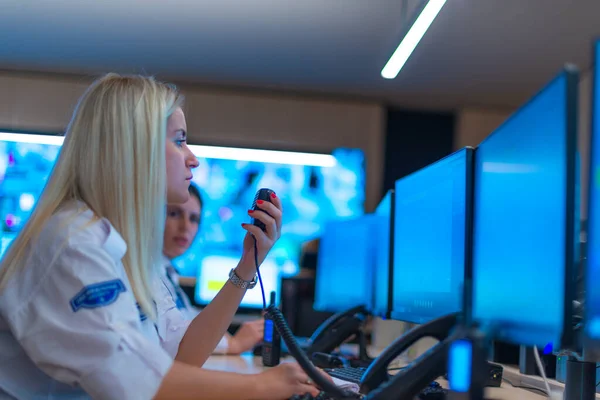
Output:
[0, 132, 337, 168]
[0, 132, 64, 146]
[381, 0, 447, 79]
[188, 145, 337, 167]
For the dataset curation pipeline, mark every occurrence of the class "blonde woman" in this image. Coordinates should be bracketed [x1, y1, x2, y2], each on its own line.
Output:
[0, 74, 322, 399]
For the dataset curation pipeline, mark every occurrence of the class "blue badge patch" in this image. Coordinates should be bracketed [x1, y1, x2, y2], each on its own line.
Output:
[70, 279, 126, 312]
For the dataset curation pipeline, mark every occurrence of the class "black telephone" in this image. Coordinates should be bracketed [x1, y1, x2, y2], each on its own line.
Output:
[307, 305, 369, 358]
[250, 189, 463, 399]
[273, 308, 458, 400]
[360, 313, 459, 399]
[250, 189, 462, 399]
[365, 333, 457, 400]
[253, 301, 370, 365]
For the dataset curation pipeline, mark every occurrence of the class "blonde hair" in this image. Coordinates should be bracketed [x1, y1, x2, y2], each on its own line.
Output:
[0, 73, 184, 318]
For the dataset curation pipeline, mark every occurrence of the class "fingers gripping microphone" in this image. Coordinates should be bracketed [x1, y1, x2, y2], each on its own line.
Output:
[251, 188, 275, 231]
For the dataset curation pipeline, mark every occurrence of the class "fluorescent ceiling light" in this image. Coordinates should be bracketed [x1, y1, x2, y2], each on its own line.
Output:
[0, 132, 337, 168]
[188, 145, 336, 167]
[0, 132, 64, 146]
[381, 0, 447, 80]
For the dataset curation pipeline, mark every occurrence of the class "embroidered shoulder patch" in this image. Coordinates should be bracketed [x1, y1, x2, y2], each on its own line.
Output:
[70, 279, 127, 312]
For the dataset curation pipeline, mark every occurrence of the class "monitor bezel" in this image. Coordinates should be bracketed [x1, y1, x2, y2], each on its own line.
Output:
[462, 148, 475, 326]
[584, 39, 600, 358]
[387, 189, 396, 320]
[371, 189, 396, 319]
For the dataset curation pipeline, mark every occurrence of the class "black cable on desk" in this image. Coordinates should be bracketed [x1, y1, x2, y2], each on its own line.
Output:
[502, 377, 548, 397]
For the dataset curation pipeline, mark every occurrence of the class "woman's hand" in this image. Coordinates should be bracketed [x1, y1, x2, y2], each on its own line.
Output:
[255, 362, 321, 399]
[236, 192, 282, 279]
[228, 319, 264, 354]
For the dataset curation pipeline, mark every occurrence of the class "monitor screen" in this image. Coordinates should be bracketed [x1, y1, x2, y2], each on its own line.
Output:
[0, 133, 366, 283]
[586, 41, 600, 347]
[194, 250, 282, 309]
[0, 137, 61, 258]
[472, 69, 578, 349]
[313, 215, 377, 313]
[372, 190, 395, 319]
[174, 147, 365, 279]
[391, 147, 473, 324]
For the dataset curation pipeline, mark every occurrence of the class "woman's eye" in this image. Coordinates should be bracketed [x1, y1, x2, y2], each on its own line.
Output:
[175, 139, 186, 147]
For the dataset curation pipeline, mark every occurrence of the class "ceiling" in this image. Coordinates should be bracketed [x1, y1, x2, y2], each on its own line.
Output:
[1, 0, 600, 110]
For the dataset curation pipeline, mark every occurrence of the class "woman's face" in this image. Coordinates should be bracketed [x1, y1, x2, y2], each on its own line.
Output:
[163, 194, 202, 259]
[166, 107, 198, 204]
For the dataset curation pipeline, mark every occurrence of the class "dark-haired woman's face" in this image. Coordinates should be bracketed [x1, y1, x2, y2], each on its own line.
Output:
[163, 195, 201, 259]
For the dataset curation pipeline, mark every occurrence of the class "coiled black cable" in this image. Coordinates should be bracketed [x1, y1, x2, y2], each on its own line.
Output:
[253, 237, 361, 400]
[265, 304, 361, 400]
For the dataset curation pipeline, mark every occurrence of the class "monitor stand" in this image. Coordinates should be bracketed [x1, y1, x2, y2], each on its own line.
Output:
[352, 328, 373, 367]
[564, 359, 596, 400]
[358, 328, 370, 360]
[329, 326, 373, 368]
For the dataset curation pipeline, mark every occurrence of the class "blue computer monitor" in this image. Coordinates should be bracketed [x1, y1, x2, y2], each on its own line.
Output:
[313, 215, 377, 313]
[194, 250, 282, 309]
[372, 190, 395, 319]
[391, 147, 474, 324]
[585, 41, 600, 353]
[472, 67, 579, 349]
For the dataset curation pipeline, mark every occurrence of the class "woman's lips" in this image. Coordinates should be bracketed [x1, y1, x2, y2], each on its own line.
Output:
[173, 237, 189, 247]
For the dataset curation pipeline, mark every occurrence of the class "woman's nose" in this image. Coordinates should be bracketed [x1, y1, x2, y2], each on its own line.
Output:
[186, 148, 199, 169]
[179, 218, 191, 232]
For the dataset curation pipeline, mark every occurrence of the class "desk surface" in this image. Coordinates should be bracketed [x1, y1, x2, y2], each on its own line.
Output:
[204, 354, 549, 399]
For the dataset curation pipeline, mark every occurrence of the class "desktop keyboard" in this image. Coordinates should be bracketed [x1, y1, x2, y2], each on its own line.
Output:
[286, 386, 446, 400]
[321, 369, 448, 400]
[418, 381, 448, 399]
[288, 392, 330, 400]
[324, 366, 367, 384]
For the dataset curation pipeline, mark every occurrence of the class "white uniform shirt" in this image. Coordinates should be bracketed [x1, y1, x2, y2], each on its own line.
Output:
[159, 256, 229, 354]
[0, 203, 189, 399]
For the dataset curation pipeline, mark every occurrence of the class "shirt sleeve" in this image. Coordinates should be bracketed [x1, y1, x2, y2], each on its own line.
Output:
[154, 278, 193, 358]
[5, 242, 174, 400]
[155, 280, 232, 356]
